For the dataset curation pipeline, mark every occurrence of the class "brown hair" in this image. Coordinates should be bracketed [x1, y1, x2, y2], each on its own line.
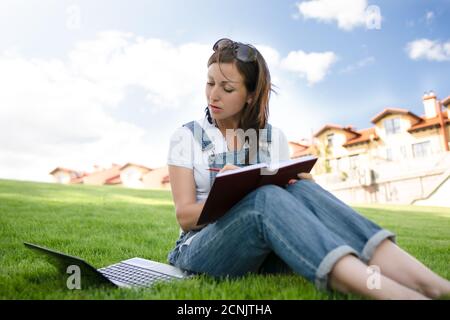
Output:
[205, 41, 276, 132]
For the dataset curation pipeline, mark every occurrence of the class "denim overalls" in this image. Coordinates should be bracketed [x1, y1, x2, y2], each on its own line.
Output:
[182, 119, 273, 187]
[167, 119, 273, 256]
[167, 120, 397, 292]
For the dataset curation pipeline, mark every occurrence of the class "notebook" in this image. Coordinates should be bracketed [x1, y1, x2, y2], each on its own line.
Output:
[197, 155, 318, 226]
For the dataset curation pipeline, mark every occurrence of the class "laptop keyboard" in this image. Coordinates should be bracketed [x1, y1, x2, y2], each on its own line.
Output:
[99, 262, 176, 287]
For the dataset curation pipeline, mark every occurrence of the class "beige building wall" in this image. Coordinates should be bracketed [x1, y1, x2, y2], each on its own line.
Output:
[83, 166, 121, 186]
[447, 124, 450, 150]
[311, 106, 449, 206]
[374, 114, 417, 161]
[52, 171, 71, 184]
[315, 129, 377, 177]
[316, 115, 447, 175]
[142, 166, 170, 190]
[120, 166, 150, 188]
[411, 129, 444, 154]
[314, 129, 352, 175]
[414, 174, 450, 207]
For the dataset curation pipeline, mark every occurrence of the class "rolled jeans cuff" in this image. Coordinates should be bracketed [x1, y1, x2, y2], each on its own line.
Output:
[315, 245, 359, 292]
[361, 229, 397, 264]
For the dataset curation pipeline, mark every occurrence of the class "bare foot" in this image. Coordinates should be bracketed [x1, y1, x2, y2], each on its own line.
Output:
[421, 280, 450, 299]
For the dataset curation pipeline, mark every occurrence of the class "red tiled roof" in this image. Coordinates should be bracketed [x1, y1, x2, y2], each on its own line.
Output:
[408, 110, 449, 132]
[343, 127, 379, 147]
[313, 124, 360, 139]
[289, 141, 311, 148]
[292, 148, 314, 158]
[288, 141, 313, 158]
[70, 172, 88, 184]
[49, 167, 88, 183]
[83, 165, 121, 185]
[371, 108, 422, 124]
[105, 174, 122, 185]
[441, 96, 450, 107]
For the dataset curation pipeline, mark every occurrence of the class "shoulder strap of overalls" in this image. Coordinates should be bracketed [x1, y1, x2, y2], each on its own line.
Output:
[183, 120, 272, 162]
[182, 120, 215, 152]
[257, 123, 272, 162]
[260, 123, 272, 143]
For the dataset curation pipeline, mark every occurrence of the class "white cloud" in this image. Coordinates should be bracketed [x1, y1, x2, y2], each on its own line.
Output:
[67, 32, 210, 110]
[0, 32, 210, 181]
[268, 77, 327, 142]
[406, 39, 450, 62]
[296, 0, 372, 31]
[280, 50, 338, 85]
[0, 32, 335, 182]
[254, 45, 281, 70]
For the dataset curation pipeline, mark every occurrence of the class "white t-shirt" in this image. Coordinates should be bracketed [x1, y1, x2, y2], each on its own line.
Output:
[167, 117, 290, 203]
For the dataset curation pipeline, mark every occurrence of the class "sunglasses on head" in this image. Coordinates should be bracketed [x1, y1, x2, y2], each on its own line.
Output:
[212, 38, 258, 62]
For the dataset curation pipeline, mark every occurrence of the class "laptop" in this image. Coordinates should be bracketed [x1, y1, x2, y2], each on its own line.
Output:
[24, 242, 193, 288]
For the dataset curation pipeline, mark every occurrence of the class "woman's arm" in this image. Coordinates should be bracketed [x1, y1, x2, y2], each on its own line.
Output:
[169, 164, 240, 232]
[168, 165, 207, 232]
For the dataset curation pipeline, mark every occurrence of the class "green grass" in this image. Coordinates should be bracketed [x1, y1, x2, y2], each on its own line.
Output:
[0, 179, 449, 300]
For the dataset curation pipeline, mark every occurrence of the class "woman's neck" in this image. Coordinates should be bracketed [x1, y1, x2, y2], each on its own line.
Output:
[214, 117, 243, 151]
[214, 115, 241, 137]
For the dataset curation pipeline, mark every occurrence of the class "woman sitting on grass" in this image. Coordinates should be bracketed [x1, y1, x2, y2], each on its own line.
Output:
[166, 38, 450, 300]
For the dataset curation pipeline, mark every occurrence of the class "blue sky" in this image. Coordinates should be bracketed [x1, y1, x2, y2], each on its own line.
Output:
[1, 0, 449, 181]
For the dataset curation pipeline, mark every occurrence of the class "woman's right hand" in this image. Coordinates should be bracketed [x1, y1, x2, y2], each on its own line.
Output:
[219, 163, 240, 174]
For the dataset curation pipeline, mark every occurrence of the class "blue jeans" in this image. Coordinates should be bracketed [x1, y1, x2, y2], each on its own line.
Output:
[167, 180, 396, 291]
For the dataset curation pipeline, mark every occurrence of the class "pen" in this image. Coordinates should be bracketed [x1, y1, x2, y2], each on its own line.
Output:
[206, 168, 221, 172]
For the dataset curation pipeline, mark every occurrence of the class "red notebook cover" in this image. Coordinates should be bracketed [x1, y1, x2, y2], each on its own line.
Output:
[197, 155, 318, 226]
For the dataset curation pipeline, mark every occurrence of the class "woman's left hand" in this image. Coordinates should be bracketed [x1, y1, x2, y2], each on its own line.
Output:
[288, 172, 314, 185]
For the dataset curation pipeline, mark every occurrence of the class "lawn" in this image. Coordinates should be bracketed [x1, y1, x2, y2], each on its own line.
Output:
[0, 179, 449, 300]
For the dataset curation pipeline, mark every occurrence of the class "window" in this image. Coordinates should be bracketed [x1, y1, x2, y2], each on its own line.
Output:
[326, 133, 334, 147]
[412, 141, 431, 158]
[384, 118, 401, 135]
